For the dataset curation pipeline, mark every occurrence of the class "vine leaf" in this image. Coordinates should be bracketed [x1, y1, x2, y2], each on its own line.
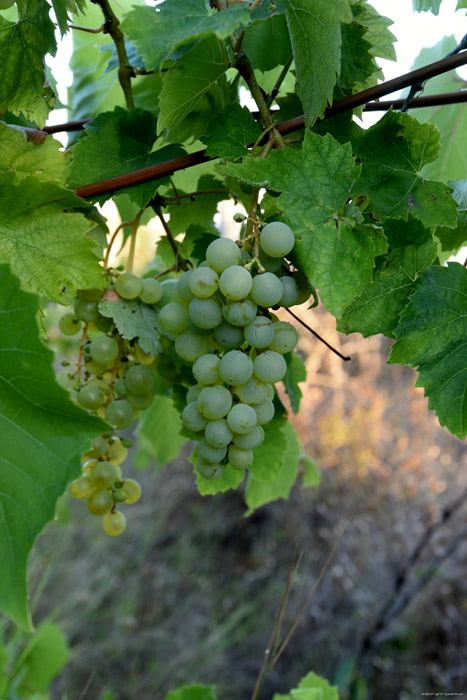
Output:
[202, 104, 262, 159]
[51, 0, 87, 35]
[276, 670, 340, 700]
[166, 175, 226, 236]
[0, 122, 65, 182]
[283, 352, 306, 414]
[11, 622, 70, 692]
[435, 180, 467, 257]
[0, 265, 107, 630]
[243, 11, 291, 72]
[249, 415, 289, 484]
[0, 172, 104, 305]
[137, 378, 186, 468]
[412, 0, 442, 14]
[99, 297, 162, 356]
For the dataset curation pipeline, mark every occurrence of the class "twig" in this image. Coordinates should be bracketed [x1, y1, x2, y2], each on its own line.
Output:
[285, 308, 351, 362]
[160, 188, 229, 204]
[104, 220, 129, 269]
[69, 23, 104, 33]
[153, 204, 179, 261]
[266, 56, 293, 108]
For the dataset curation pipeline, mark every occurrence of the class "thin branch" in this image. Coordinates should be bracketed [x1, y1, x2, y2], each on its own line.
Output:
[285, 308, 351, 362]
[266, 56, 293, 108]
[69, 23, 104, 33]
[153, 204, 179, 260]
[160, 188, 229, 204]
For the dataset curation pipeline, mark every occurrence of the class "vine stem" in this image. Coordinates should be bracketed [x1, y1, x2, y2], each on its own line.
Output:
[125, 210, 143, 273]
[266, 56, 293, 108]
[69, 23, 104, 33]
[285, 308, 351, 362]
[154, 204, 180, 261]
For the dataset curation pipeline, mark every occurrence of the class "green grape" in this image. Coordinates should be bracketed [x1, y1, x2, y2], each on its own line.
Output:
[258, 248, 283, 273]
[293, 271, 312, 304]
[269, 321, 299, 353]
[193, 354, 220, 385]
[135, 344, 155, 365]
[89, 461, 117, 489]
[253, 398, 275, 425]
[126, 391, 154, 410]
[186, 383, 204, 403]
[198, 438, 227, 463]
[188, 320, 213, 336]
[122, 478, 142, 504]
[219, 350, 253, 386]
[103, 510, 126, 536]
[189, 267, 219, 298]
[125, 364, 154, 395]
[84, 360, 108, 376]
[77, 384, 105, 410]
[219, 265, 252, 300]
[188, 297, 222, 329]
[74, 297, 100, 322]
[121, 437, 133, 448]
[227, 403, 257, 434]
[106, 438, 128, 465]
[235, 377, 268, 405]
[232, 426, 263, 449]
[69, 476, 93, 499]
[177, 270, 195, 304]
[206, 237, 241, 272]
[250, 272, 283, 307]
[159, 302, 189, 336]
[59, 313, 82, 336]
[105, 399, 135, 429]
[90, 335, 119, 364]
[212, 321, 244, 349]
[223, 298, 257, 327]
[175, 330, 211, 362]
[253, 350, 287, 383]
[56, 370, 78, 391]
[115, 272, 143, 300]
[260, 222, 295, 258]
[114, 378, 127, 396]
[266, 384, 274, 401]
[182, 401, 208, 432]
[159, 279, 179, 306]
[87, 489, 113, 515]
[92, 435, 110, 457]
[244, 316, 275, 348]
[95, 315, 114, 333]
[228, 445, 253, 469]
[139, 278, 163, 304]
[204, 419, 233, 448]
[197, 459, 225, 480]
[197, 385, 232, 420]
[279, 276, 300, 307]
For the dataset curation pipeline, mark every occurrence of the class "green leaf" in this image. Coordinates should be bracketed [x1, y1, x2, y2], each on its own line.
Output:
[137, 392, 186, 467]
[457, 0, 467, 9]
[335, 16, 381, 101]
[352, 1, 396, 63]
[285, 0, 352, 125]
[167, 175, 226, 236]
[121, 1, 250, 73]
[435, 180, 467, 255]
[202, 104, 262, 159]
[98, 297, 162, 356]
[283, 352, 306, 413]
[295, 671, 340, 699]
[0, 171, 104, 304]
[0, 121, 65, 181]
[67, 107, 186, 208]
[301, 457, 321, 487]
[0, 265, 107, 628]
[0, 1, 56, 127]
[164, 685, 218, 700]
[250, 0, 289, 21]
[243, 12, 292, 72]
[248, 416, 289, 483]
[338, 218, 438, 338]
[13, 622, 70, 692]
[51, 0, 86, 36]
[412, 0, 442, 13]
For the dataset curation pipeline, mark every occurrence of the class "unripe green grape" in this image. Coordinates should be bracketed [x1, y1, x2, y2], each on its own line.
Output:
[212, 321, 244, 349]
[227, 403, 257, 434]
[219, 350, 253, 386]
[223, 298, 257, 327]
[114, 378, 127, 396]
[189, 267, 219, 298]
[232, 426, 263, 449]
[259, 248, 283, 273]
[106, 438, 128, 465]
[206, 237, 241, 272]
[135, 344, 155, 365]
[74, 297, 100, 322]
[105, 399, 135, 429]
[250, 272, 283, 307]
[126, 391, 154, 410]
[244, 316, 275, 348]
[279, 276, 300, 307]
[188, 296, 222, 329]
[95, 315, 114, 333]
[84, 360, 108, 376]
[92, 435, 110, 457]
[82, 459, 98, 476]
[69, 476, 93, 499]
[139, 278, 163, 304]
[77, 384, 105, 410]
[266, 384, 274, 400]
[59, 313, 82, 336]
[103, 510, 126, 536]
[56, 370, 78, 391]
[219, 265, 252, 300]
[182, 401, 208, 432]
[115, 272, 143, 300]
[111, 489, 128, 503]
[125, 364, 154, 395]
[198, 438, 227, 463]
[89, 461, 117, 489]
[253, 398, 275, 425]
[197, 385, 232, 420]
[253, 350, 287, 383]
[269, 321, 299, 353]
[159, 279, 179, 306]
[186, 383, 204, 403]
[87, 489, 113, 515]
[228, 445, 253, 470]
[159, 302, 189, 336]
[193, 354, 220, 385]
[293, 271, 312, 304]
[175, 330, 211, 362]
[90, 335, 119, 364]
[197, 459, 225, 480]
[235, 377, 268, 405]
[177, 270, 195, 304]
[204, 419, 233, 448]
[260, 222, 295, 258]
[120, 478, 141, 504]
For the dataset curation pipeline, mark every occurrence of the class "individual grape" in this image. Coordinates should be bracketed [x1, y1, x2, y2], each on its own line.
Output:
[198, 438, 227, 463]
[177, 270, 195, 304]
[122, 478, 142, 504]
[235, 377, 268, 405]
[82, 459, 98, 476]
[103, 510, 126, 536]
[115, 272, 143, 300]
[95, 315, 114, 333]
[84, 360, 108, 376]
[269, 321, 299, 353]
[197, 385, 232, 420]
[260, 222, 295, 258]
[159, 279, 179, 306]
[204, 419, 233, 448]
[253, 398, 275, 425]
[227, 403, 257, 434]
[279, 275, 300, 307]
[219, 265, 252, 300]
[197, 459, 225, 480]
[74, 297, 100, 322]
[193, 354, 220, 385]
[189, 267, 219, 298]
[182, 401, 208, 432]
[219, 350, 253, 386]
[159, 302, 189, 336]
[77, 384, 105, 410]
[59, 313, 82, 336]
[250, 272, 283, 307]
[126, 391, 154, 410]
[125, 364, 154, 395]
[106, 438, 128, 465]
[253, 350, 287, 383]
[259, 248, 283, 273]
[186, 383, 204, 403]
[87, 489, 113, 515]
[92, 435, 110, 457]
[89, 461, 118, 489]
[114, 378, 127, 396]
[139, 278, 163, 304]
[228, 445, 253, 470]
[175, 330, 211, 362]
[266, 384, 274, 400]
[90, 335, 119, 364]
[293, 271, 312, 304]
[244, 316, 275, 348]
[56, 370, 78, 391]
[212, 321, 244, 349]
[232, 426, 263, 449]
[135, 344, 155, 365]
[223, 299, 257, 327]
[70, 476, 93, 499]
[206, 237, 241, 272]
[188, 297, 222, 329]
[105, 399, 135, 429]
